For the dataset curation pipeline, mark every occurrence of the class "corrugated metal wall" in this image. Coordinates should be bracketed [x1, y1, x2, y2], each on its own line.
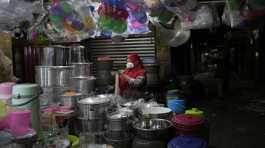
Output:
[84, 34, 156, 71]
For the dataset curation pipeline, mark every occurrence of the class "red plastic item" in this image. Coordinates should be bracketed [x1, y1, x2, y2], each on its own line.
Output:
[171, 114, 205, 135]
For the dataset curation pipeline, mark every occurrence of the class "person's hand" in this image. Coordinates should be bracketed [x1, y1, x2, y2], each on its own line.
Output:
[111, 71, 116, 76]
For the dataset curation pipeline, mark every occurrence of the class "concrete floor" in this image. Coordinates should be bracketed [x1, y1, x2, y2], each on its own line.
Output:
[200, 87, 265, 148]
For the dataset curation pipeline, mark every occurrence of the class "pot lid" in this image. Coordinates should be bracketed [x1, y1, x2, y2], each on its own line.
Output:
[185, 108, 204, 116]
[78, 96, 110, 105]
[108, 112, 128, 119]
[171, 114, 204, 127]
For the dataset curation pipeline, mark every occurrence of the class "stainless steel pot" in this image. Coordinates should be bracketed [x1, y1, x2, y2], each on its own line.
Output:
[35, 66, 73, 88]
[72, 62, 92, 77]
[72, 76, 96, 95]
[78, 95, 110, 119]
[107, 112, 129, 131]
[70, 45, 87, 63]
[39, 45, 71, 66]
[59, 93, 83, 108]
[78, 118, 106, 133]
[133, 119, 173, 140]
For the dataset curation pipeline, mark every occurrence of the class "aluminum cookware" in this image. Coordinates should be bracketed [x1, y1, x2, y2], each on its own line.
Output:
[59, 93, 83, 108]
[72, 76, 96, 95]
[78, 95, 110, 119]
[78, 118, 106, 133]
[39, 46, 71, 66]
[72, 62, 92, 77]
[70, 45, 87, 63]
[107, 112, 129, 131]
[133, 119, 173, 140]
[141, 107, 173, 120]
[35, 66, 73, 88]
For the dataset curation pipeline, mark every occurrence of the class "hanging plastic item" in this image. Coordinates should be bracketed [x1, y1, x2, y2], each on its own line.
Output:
[144, 0, 176, 26]
[97, 0, 129, 34]
[127, 0, 150, 34]
[0, 0, 42, 31]
[223, 0, 265, 28]
[180, 5, 214, 30]
[161, 0, 198, 15]
[47, 0, 97, 41]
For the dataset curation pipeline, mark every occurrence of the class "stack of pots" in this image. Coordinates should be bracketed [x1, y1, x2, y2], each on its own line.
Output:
[35, 45, 73, 105]
[104, 110, 133, 148]
[71, 45, 96, 96]
[77, 95, 111, 134]
[95, 59, 114, 88]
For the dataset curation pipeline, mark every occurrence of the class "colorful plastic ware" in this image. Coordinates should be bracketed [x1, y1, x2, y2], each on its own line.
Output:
[185, 108, 204, 117]
[9, 110, 31, 137]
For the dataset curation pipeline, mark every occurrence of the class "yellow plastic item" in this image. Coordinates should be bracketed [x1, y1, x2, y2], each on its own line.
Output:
[185, 108, 204, 117]
[67, 135, 80, 148]
[0, 100, 7, 118]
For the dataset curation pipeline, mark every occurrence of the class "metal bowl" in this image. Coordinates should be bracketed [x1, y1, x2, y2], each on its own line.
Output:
[133, 119, 173, 140]
[141, 107, 173, 120]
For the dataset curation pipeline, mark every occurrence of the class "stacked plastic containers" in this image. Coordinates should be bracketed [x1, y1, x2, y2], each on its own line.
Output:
[169, 108, 209, 147]
[166, 89, 186, 114]
[11, 84, 41, 137]
[0, 82, 15, 130]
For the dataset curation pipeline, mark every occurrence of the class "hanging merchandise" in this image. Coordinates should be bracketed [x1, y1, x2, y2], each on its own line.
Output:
[0, 0, 42, 31]
[223, 0, 265, 28]
[47, 0, 96, 42]
[145, 1, 176, 26]
[127, 0, 150, 34]
[161, 0, 198, 16]
[97, 0, 129, 34]
[155, 18, 190, 47]
[180, 5, 215, 30]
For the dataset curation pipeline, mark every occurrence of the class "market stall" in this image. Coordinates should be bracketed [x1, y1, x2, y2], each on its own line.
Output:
[0, 0, 265, 147]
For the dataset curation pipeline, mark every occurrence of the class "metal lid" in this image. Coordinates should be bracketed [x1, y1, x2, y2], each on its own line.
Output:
[78, 95, 110, 105]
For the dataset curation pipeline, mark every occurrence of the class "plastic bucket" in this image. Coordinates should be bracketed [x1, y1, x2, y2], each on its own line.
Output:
[167, 99, 185, 114]
[9, 110, 31, 137]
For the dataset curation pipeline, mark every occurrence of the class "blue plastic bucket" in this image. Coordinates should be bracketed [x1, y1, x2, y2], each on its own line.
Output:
[167, 99, 185, 114]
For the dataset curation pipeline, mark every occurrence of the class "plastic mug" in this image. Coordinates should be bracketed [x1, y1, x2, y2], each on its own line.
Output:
[9, 110, 31, 137]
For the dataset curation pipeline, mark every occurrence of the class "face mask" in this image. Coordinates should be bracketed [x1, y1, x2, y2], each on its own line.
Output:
[126, 62, 134, 69]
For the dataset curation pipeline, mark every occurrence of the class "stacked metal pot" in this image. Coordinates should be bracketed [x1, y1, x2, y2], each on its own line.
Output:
[71, 45, 96, 96]
[77, 94, 111, 135]
[35, 45, 73, 106]
[104, 108, 134, 148]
